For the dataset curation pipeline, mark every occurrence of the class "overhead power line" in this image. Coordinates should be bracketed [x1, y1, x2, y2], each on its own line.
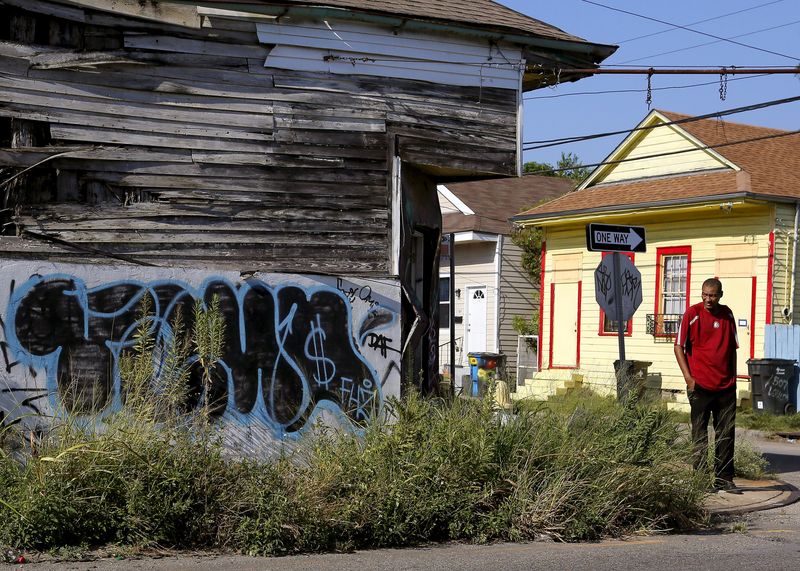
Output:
[580, 0, 799, 61]
[618, 19, 800, 64]
[523, 129, 800, 177]
[531, 66, 800, 75]
[522, 94, 800, 149]
[523, 73, 767, 100]
[616, 0, 788, 43]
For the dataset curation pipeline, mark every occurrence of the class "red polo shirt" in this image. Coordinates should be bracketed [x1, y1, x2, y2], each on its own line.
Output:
[675, 302, 738, 391]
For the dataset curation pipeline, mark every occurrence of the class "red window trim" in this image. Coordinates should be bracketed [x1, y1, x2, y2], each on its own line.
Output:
[750, 275, 757, 359]
[766, 231, 774, 325]
[653, 245, 692, 337]
[548, 281, 555, 369]
[598, 252, 634, 336]
[539, 241, 546, 371]
[577, 280, 582, 368]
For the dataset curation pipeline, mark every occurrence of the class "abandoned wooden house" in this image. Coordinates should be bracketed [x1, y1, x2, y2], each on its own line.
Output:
[0, 0, 613, 442]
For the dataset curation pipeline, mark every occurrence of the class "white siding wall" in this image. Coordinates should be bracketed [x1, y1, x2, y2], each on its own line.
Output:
[439, 240, 498, 369]
[257, 19, 524, 89]
[498, 239, 537, 380]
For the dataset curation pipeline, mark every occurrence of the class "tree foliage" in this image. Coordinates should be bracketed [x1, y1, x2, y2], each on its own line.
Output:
[523, 151, 589, 183]
[512, 152, 588, 334]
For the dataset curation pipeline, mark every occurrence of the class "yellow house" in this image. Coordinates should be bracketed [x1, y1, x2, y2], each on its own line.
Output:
[512, 110, 800, 410]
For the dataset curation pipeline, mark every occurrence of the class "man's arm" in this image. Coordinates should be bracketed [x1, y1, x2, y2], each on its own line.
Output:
[674, 344, 697, 391]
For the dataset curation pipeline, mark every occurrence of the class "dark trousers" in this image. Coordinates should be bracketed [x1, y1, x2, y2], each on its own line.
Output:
[689, 385, 736, 482]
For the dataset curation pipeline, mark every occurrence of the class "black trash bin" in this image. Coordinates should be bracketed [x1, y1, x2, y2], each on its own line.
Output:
[614, 360, 652, 401]
[747, 358, 798, 415]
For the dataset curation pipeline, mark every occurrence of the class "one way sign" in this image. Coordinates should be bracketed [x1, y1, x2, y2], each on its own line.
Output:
[586, 223, 646, 253]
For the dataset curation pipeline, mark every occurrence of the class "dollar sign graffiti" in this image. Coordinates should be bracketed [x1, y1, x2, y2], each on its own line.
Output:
[305, 314, 336, 389]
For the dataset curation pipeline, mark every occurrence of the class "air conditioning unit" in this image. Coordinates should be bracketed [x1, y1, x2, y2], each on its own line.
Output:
[516, 335, 539, 386]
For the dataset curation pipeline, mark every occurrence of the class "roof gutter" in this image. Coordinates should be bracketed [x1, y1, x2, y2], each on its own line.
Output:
[510, 191, 776, 225]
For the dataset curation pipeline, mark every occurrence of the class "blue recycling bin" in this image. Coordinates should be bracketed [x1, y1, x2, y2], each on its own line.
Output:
[467, 352, 506, 397]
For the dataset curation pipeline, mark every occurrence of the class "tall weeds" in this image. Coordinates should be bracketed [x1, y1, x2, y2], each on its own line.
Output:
[0, 303, 709, 554]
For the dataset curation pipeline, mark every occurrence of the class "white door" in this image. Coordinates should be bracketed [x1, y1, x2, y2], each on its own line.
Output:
[466, 286, 487, 353]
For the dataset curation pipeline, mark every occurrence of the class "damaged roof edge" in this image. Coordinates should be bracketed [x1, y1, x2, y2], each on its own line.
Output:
[182, 1, 617, 60]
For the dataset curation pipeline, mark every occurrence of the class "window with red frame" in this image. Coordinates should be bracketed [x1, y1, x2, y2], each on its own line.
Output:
[599, 252, 634, 336]
[654, 246, 691, 335]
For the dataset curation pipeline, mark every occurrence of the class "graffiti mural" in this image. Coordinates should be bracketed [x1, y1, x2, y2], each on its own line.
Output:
[0, 262, 401, 439]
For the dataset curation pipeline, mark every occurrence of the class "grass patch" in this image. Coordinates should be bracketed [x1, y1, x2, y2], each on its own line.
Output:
[736, 410, 800, 433]
[518, 389, 771, 481]
[0, 309, 710, 555]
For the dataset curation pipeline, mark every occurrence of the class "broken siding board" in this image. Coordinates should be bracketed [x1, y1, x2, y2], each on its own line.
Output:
[122, 34, 268, 59]
[24, 68, 279, 103]
[0, 248, 389, 274]
[20, 215, 387, 232]
[49, 125, 274, 152]
[1, 0, 86, 22]
[0, 87, 275, 129]
[0, 77, 273, 114]
[27, 231, 387, 246]
[23, 201, 387, 220]
[265, 46, 520, 89]
[56, 63, 274, 90]
[272, 71, 517, 108]
[387, 124, 516, 150]
[63, 164, 388, 184]
[139, 192, 387, 209]
[58, 0, 201, 28]
[271, 129, 386, 147]
[3, 238, 387, 259]
[1, 108, 273, 142]
[272, 116, 385, 133]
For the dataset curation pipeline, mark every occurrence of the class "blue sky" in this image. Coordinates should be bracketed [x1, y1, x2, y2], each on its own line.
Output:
[500, 0, 800, 169]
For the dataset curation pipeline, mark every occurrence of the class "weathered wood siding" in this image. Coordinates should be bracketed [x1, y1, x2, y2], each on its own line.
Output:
[0, 1, 519, 274]
[498, 237, 536, 379]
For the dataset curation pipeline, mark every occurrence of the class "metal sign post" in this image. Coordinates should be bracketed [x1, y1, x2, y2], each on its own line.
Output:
[612, 252, 626, 362]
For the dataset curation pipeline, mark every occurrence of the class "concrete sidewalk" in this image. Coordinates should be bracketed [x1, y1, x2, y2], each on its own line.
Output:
[705, 477, 800, 515]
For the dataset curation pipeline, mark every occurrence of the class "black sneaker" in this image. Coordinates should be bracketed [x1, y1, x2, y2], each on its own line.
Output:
[714, 479, 737, 492]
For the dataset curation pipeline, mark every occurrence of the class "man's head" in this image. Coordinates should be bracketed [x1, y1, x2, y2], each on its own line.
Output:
[701, 278, 723, 313]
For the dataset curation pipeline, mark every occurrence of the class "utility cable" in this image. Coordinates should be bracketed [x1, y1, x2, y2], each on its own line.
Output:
[522, 94, 800, 149]
[618, 19, 800, 64]
[522, 129, 800, 176]
[580, 0, 799, 61]
[616, 0, 787, 43]
[523, 73, 767, 100]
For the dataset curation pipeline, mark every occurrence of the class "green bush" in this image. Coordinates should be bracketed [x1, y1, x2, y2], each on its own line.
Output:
[0, 304, 709, 554]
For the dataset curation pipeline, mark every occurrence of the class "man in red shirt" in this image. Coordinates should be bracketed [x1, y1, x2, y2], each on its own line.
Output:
[674, 278, 738, 490]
